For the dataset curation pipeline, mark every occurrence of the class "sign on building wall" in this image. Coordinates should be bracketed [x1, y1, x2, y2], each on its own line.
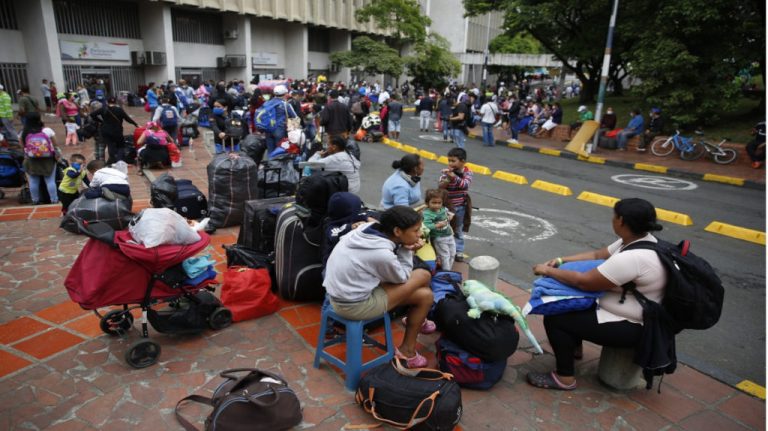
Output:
[252, 52, 279, 66]
[60, 41, 131, 61]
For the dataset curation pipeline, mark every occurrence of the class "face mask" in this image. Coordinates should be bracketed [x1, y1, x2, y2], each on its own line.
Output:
[411, 175, 421, 183]
[71, 162, 81, 171]
[213, 107, 225, 116]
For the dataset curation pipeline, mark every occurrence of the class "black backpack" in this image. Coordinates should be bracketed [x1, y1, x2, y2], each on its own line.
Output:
[225, 113, 246, 139]
[294, 171, 348, 242]
[621, 239, 724, 332]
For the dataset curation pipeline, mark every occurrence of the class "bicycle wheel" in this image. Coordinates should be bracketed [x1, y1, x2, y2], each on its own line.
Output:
[713, 148, 738, 164]
[680, 142, 706, 160]
[650, 137, 675, 156]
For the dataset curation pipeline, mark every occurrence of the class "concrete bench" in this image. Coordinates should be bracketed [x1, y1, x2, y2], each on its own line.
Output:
[597, 346, 645, 390]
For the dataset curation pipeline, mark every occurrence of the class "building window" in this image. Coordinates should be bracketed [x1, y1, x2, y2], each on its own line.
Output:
[54, 0, 141, 39]
[308, 27, 330, 53]
[0, 0, 18, 30]
[0, 63, 26, 102]
[172, 9, 223, 45]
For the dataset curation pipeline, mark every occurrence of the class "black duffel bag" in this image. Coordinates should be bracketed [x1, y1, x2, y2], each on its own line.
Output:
[356, 358, 462, 431]
[433, 293, 519, 362]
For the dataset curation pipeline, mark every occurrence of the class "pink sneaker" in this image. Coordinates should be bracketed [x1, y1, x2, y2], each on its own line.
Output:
[395, 348, 428, 368]
[401, 317, 437, 334]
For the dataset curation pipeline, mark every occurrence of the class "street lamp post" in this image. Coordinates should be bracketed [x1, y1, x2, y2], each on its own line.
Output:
[481, 12, 491, 93]
[590, 0, 620, 154]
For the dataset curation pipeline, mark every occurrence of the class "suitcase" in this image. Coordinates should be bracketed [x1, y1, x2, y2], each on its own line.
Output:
[598, 135, 618, 149]
[274, 204, 324, 302]
[238, 197, 294, 253]
[174, 179, 208, 220]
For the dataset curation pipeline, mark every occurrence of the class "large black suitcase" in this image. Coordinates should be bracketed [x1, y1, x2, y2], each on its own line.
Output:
[433, 293, 519, 362]
[174, 179, 208, 220]
[598, 135, 618, 149]
[274, 204, 324, 302]
[238, 197, 294, 253]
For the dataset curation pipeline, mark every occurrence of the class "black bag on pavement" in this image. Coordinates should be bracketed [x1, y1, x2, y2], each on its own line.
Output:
[150, 173, 177, 209]
[223, 244, 277, 291]
[241, 134, 267, 163]
[274, 204, 324, 301]
[598, 135, 618, 149]
[174, 179, 208, 220]
[356, 358, 462, 431]
[175, 368, 302, 431]
[140, 143, 171, 167]
[238, 197, 294, 253]
[60, 194, 134, 234]
[257, 153, 300, 198]
[294, 171, 348, 244]
[207, 152, 260, 229]
[433, 293, 519, 362]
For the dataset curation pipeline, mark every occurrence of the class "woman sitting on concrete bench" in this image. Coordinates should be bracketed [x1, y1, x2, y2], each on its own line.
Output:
[529, 198, 666, 390]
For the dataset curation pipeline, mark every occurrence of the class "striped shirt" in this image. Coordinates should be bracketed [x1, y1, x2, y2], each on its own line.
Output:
[439, 166, 472, 208]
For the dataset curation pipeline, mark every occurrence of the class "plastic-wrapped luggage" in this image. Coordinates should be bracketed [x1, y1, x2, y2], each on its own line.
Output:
[257, 153, 300, 198]
[238, 197, 294, 253]
[274, 204, 324, 302]
[241, 134, 267, 163]
[60, 194, 134, 233]
[207, 152, 259, 229]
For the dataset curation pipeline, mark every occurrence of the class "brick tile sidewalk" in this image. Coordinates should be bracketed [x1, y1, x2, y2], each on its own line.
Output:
[0, 108, 764, 430]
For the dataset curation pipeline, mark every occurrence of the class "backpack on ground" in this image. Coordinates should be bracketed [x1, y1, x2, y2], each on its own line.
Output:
[24, 132, 55, 158]
[356, 358, 462, 431]
[238, 197, 295, 254]
[436, 337, 507, 390]
[274, 204, 324, 302]
[621, 239, 724, 332]
[257, 154, 300, 199]
[174, 179, 208, 220]
[60, 194, 134, 234]
[175, 368, 302, 431]
[160, 106, 179, 128]
[150, 173, 177, 209]
[433, 293, 519, 362]
[294, 171, 348, 242]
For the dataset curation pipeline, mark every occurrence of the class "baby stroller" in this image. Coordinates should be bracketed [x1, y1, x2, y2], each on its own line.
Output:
[0, 148, 27, 202]
[64, 219, 232, 368]
[356, 113, 384, 143]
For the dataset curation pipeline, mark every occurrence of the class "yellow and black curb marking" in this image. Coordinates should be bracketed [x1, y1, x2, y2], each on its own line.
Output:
[736, 380, 766, 400]
[378, 137, 765, 244]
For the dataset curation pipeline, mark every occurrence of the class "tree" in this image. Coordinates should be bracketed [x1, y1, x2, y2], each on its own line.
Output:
[488, 32, 545, 85]
[630, 0, 765, 125]
[355, 0, 432, 53]
[406, 34, 462, 89]
[330, 36, 404, 79]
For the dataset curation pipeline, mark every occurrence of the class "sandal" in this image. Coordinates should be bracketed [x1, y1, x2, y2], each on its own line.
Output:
[401, 317, 437, 334]
[395, 348, 428, 368]
[526, 371, 577, 391]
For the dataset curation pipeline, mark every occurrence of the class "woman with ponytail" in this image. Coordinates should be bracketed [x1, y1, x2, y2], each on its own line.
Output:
[527, 198, 667, 390]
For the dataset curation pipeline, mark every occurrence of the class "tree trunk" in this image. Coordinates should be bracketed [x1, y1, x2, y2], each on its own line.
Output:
[579, 77, 599, 103]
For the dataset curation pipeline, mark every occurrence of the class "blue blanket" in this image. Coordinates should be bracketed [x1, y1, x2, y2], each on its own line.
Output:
[531, 259, 606, 300]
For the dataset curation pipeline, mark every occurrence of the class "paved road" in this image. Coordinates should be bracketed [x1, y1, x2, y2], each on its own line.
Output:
[352, 116, 766, 387]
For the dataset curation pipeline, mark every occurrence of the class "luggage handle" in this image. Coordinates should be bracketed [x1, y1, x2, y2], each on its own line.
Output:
[392, 357, 454, 381]
[219, 368, 288, 391]
[364, 387, 439, 430]
[175, 394, 213, 431]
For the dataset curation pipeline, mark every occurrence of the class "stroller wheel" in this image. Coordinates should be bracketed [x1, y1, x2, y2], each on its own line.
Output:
[208, 307, 233, 330]
[125, 340, 161, 369]
[100, 310, 134, 336]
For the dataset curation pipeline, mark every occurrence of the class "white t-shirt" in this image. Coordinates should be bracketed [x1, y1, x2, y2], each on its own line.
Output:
[42, 127, 55, 138]
[479, 102, 498, 124]
[595, 234, 666, 324]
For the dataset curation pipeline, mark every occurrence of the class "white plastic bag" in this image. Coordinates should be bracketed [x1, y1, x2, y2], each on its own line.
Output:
[129, 208, 201, 248]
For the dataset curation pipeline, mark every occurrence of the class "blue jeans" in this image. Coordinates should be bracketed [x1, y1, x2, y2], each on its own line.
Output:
[215, 141, 240, 154]
[442, 119, 451, 139]
[617, 130, 639, 149]
[481, 122, 495, 146]
[452, 128, 466, 148]
[28, 167, 58, 204]
[508, 118, 519, 140]
[266, 127, 287, 156]
[453, 204, 466, 253]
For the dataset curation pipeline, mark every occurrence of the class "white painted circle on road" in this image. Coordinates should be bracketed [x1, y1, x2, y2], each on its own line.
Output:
[611, 174, 698, 191]
[418, 135, 444, 141]
[464, 208, 557, 243]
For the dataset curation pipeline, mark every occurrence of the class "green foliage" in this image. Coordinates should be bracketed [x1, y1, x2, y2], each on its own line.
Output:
[489, 33, 544, 55]
[355, 0, 431, 45]
[330, 36, 404, 78]
[406, 34, 462, 89]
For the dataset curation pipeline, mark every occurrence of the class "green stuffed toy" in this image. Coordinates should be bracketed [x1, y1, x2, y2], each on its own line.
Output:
[461, 280, 544, 354]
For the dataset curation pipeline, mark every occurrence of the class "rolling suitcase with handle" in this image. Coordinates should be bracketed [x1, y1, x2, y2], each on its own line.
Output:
[238, 197, 294, 253]
[274, 204, 324, 302]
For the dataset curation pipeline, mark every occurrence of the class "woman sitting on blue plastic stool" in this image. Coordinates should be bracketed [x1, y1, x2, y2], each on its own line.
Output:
[323, 205, 435, 368]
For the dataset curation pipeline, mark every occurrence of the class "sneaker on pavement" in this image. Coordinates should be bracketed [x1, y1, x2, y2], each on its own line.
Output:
[636, 147, 647, 152]
[401, 317, 437, 334]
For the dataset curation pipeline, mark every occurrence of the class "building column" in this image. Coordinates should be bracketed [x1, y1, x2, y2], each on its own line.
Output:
[329, 30, 351, 83]
[139, 0, 175, 84]
[223, 13, 251, 83]
[284, 23, 307, 80]
[15, 0, 64, 104]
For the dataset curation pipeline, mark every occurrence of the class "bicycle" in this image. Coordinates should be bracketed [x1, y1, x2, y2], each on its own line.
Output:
[681, 131, 738, 164]
[650, 130, 700, 160]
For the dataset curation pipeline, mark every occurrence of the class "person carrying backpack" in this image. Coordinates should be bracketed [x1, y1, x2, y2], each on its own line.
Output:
[254, 85, 297, 156]
[210, 100, 246, 154]
[448, 96, 470, 149]
[528, 198, 670, 391]
[21, 112, 59, 205]
[152, 96, 180, 143]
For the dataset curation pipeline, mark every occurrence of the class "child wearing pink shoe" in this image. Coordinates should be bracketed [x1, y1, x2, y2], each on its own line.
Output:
[324, 206, 435, 368]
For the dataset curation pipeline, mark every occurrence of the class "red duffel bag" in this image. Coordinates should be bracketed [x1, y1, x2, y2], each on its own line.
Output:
[221, 266, 280, 322]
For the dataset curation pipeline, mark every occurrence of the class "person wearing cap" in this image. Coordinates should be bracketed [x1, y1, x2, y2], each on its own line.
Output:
[90, 96, 138, 163]
[258, 84, 297, 155]
[570, 104, 594, 133]
[639, 108, 663, 152]
[0, 84, 18, 142]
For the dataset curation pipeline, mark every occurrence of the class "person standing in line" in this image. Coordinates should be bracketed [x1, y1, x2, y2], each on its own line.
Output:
[21, 112, 58, 205]
[40, 79, 51, 113]
[17, 87, 40, 127]
[417, 92, 434, 132]
[478, 97, 499, 147]
[49, 83, 59, 113]
[319, 89, 354, 142]
[438, 95, 453, 142]
[0, 84, 18, 142]
[387, 94, 404, 141]
[449, 97, 469, 149]
[90, 97, 139, 163]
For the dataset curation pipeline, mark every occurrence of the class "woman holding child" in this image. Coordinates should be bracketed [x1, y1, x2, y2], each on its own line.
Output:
[528, 198, 667, 390]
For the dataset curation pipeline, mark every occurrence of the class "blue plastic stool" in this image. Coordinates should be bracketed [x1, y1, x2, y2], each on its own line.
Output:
[313, 298, 394, 391]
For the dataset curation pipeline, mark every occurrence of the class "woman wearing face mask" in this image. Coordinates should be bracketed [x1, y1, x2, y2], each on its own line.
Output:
[209, 100, 244, 154]
[380, 154, 424, 209]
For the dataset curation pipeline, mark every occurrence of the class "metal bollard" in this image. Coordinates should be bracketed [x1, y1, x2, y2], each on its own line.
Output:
[468, 256, 500, 289]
